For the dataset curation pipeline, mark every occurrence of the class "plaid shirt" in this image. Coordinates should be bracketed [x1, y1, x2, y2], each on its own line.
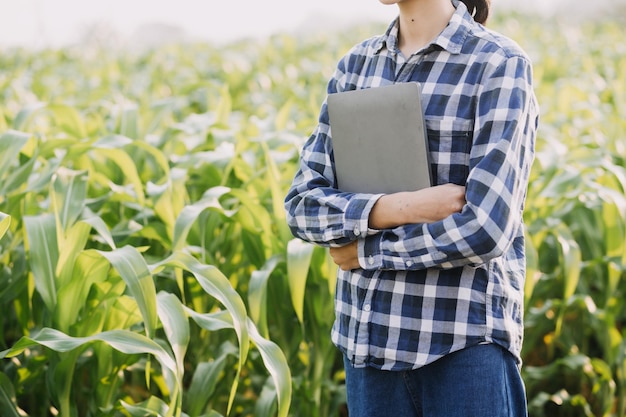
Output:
[284, 1, 539, 371]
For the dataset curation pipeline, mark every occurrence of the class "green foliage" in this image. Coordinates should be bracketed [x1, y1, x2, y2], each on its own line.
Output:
[505, 14, 626, 417]
[0, 10, 625, 417]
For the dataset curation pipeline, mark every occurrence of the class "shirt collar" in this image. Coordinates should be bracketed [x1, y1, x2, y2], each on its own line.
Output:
[374, 0, 472, 55]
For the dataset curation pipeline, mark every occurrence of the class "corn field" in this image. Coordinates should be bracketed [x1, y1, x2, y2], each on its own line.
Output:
[0, 10, 625, 417]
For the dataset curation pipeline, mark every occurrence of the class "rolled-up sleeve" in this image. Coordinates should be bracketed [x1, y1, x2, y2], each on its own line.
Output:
[284, 58, 383, 247]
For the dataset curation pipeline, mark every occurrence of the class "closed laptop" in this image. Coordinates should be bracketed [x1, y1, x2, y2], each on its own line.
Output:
[327, 82, 432, 194]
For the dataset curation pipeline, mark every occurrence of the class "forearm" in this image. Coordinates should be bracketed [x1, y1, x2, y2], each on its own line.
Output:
[368, 183, 466, 229]
[362, 206, 522, 272]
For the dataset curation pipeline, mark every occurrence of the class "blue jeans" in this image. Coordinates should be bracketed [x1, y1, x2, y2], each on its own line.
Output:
[343, 344, 527, 417]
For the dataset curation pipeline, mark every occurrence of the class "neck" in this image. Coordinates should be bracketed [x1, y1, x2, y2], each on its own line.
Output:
[396, 0, 455, 55]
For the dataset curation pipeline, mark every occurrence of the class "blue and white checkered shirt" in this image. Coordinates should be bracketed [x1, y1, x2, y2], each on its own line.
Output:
[284, 1, 539, 371]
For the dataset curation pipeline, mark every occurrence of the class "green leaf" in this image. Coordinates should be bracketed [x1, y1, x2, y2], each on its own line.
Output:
[156, 292, 189, 375]
[52, 349, 82, 417]
[598, 174, 626, 302]
[274, 99, 293, 131]
[184, 308, 292, 417]
[92, 141, 146, 206]
[0, 212, 10, 240]
[93, 134, 133, 148]
[152, 252, 249, 415]
[261, 142, 292, 244]
[95, 246, 158, 338]
[0, 130, 30, 181]
[254, 380, 279, 417]
[55, 250, 110, 333]
[24, 214, 59, 312]
[0, 373, 23, 417]
[171, 186, 233, 251]
[556, 225, 582, 302]
[130, 140, 171, 180]
[248, 255, 283, 338]
[51, 167, 88, 233]
[286, 239, 314, 325]
[215, 84, 232, 126]
[81, 215, 117, 249]
[120, 396, 169, 417]
[184, 348, 235, 416]
[119, 103, 139, 139]
[56, 221, 91, 289]
[0, 328, 176, 377]
[12, 102, 46, 130]
[248, 318, 292, 417]
[46, 103, 87, 139]
[0, 150, 36, 198]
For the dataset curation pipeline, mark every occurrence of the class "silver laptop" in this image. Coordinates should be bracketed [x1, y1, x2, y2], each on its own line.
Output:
[327, 82, 432, 194]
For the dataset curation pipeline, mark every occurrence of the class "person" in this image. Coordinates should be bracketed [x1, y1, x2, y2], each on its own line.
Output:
[284, 0, 539, 415]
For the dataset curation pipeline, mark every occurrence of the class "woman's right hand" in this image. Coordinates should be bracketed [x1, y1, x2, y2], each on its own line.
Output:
[369, 183, 466, 229]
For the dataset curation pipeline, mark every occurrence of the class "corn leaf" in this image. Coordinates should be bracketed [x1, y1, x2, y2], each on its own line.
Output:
[286, 238, 314, 325]
[55, 250, 110, 333]
[48, 103, 87, 139]
[184, 308, 236, 332]
[0, 130, 30, 181]
[184, 360, 229, 416]
[130, 140, 171, 180]
[248, 255, 282, 338]
[598, 175, 626, 303]
[12, 102, 46, 130]
[0, 328, 177, 385]
[215, 84, 232, 127]
[274, 99, 293, 131]
[0, 327, 179, 402]
[152, 252, 248, 415]
[92, 139, 146, 206]
[81, 215, 117, 249]
[261, 141, 292, 244]
[119, 103, 139, 139]
[0, 149, 36, 198]
[120, 396, 173, 417]
[184, 308, 291, 417]
[0, 212, 10, 240]
[556, 225, 582, 302]
[51, 167, 87, 233]
[171, 186, 233, 251]
[95, 246, 158, 338]
[152, 168, 187, 236]
[24, 214, 59, 312]
[0, 373, 23, 417]
[524, 230, 540, 306]
[247, 318, 292, 417]
[56, 221, 90, 288]
[156, 292, 189, 375]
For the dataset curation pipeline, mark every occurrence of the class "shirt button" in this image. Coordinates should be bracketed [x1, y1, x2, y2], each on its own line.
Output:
[353, 225, 361, 236]
[367, 256, 375, 266]
[364, 304, 371, 312]
[405, 260, 413, 267]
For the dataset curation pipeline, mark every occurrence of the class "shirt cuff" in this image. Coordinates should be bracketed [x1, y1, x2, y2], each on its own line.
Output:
[358, 233, 383, 269]
[358, 225, 448, 271]
[343, 193, 383, 240]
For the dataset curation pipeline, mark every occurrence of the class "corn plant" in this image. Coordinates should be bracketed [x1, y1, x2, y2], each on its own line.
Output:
[512, 16, 626, 417]
[1, 10, 625, 417]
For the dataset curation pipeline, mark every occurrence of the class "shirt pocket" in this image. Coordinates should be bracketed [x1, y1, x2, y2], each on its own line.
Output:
[425, 118, 474, 186]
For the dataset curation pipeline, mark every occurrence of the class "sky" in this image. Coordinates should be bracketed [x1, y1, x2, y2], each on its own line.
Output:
[2, 0, 396, 48]
[0, 0, 604, 49]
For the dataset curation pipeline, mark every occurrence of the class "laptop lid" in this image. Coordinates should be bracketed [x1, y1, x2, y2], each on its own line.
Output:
[327, 82, 432, 194]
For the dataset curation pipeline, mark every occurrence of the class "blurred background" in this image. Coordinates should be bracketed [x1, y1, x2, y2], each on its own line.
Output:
[0, 0, 619, 50]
